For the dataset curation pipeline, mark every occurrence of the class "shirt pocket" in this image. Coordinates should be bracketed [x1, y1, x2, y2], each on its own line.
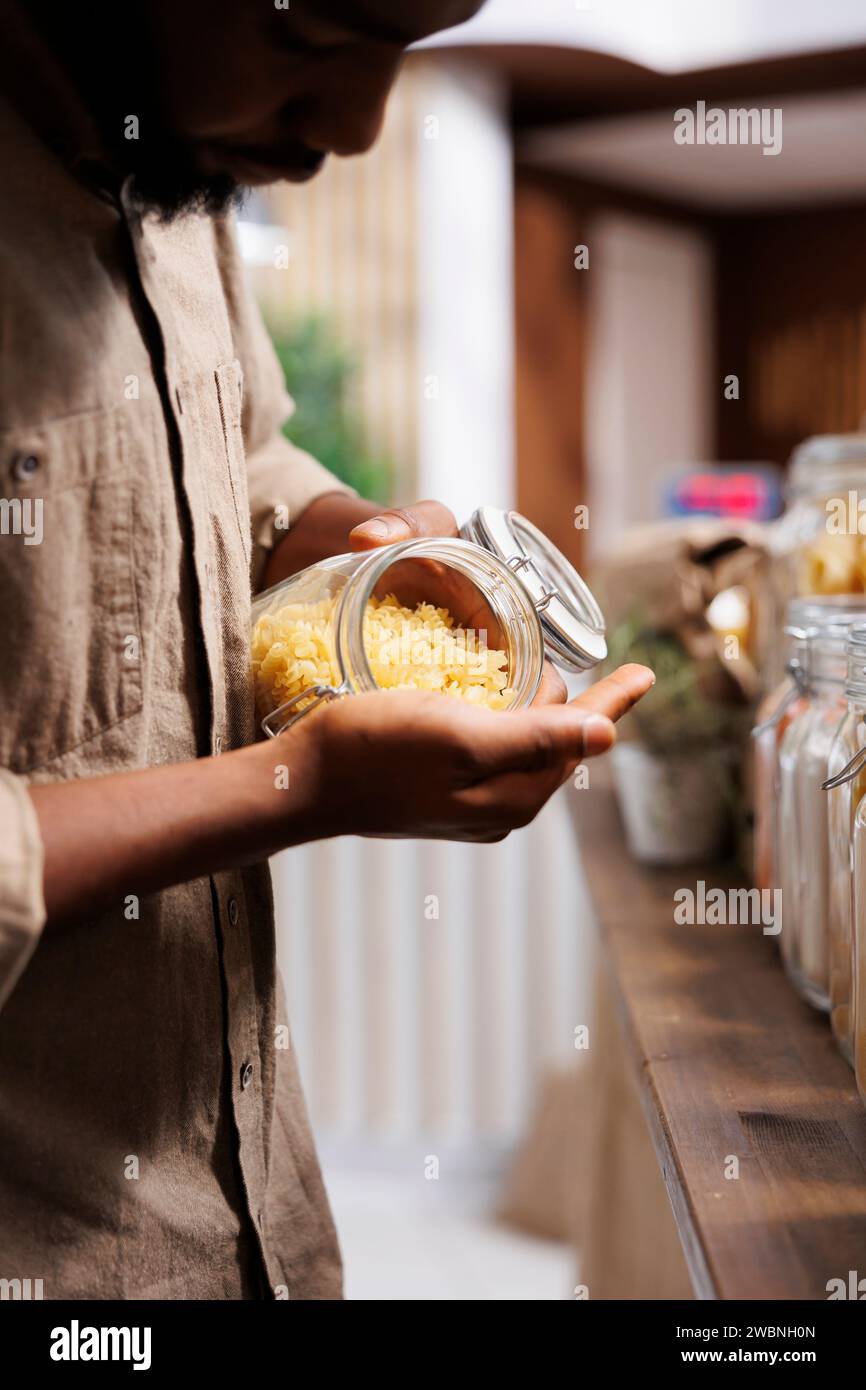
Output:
[215, 359, 252, 571]
[0, 406, 143, 774]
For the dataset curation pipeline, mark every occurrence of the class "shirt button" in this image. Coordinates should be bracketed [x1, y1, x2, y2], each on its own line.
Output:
[241, 1061, 254, 1090]
[12, 452, 39, 481]
[228, 897, 239, 926]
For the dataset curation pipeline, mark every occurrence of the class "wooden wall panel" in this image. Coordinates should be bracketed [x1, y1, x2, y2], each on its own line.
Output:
[513, 169, 707, 565]
[715, 205, 866, 464]
[514, 172, 591, 569]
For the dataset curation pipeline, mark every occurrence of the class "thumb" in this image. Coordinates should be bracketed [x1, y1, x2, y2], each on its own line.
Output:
[349, 500, 458, 549]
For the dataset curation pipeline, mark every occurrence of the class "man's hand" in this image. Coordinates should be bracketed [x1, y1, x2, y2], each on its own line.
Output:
[261, 493, 457, 588]
[347, 498, 458, 549]
[31, 663, 653, 923]
[34, 492, 625, 922]
[290, 664, 653, 843]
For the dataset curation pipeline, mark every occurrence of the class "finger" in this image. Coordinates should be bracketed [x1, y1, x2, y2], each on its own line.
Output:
[457, 706, 620, 821]
[569, 664, 655, 723]
[444, 668, 653, 788]
[348, 499, 458, 550]
[458, 704, 617, 784]
[458, 665, 656, 782]
[530, 661, 567, 707]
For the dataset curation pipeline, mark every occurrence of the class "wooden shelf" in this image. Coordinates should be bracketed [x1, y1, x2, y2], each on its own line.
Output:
[570, 773, 866, 1300]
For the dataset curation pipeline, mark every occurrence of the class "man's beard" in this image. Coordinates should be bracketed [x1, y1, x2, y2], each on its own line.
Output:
[105, 117, 245, 222]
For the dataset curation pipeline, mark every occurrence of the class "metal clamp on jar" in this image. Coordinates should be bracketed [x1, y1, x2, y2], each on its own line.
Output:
[250, 506, 607, 736]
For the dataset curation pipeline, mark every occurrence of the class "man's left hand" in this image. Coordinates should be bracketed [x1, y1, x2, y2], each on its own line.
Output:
[262, 493, 456, 587]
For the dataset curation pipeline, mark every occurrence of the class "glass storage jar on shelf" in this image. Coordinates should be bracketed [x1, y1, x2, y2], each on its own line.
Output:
[776, 597, 866, 1011]
[823, 623, 866, 1065]
[250, 507, 607, 735]
[854, 795, 866, 1102]
[751, 609, 812, 895]
[767, 434, 866, 685]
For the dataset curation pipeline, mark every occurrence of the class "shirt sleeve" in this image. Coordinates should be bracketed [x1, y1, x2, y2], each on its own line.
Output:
[0, 769, 46, 1011]
[213, 217, 356, 589]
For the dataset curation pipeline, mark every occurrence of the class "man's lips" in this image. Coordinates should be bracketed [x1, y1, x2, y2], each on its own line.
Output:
[199, 141, 327, 185]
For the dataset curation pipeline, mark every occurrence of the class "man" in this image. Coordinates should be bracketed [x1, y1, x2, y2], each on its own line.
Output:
[0, 0, 652, 1299]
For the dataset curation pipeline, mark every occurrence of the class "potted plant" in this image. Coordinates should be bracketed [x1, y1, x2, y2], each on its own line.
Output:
[604, 612, 751, 864]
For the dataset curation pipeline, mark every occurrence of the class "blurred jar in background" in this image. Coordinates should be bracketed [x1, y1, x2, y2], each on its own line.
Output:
[854, 798, 866, 1104]
[825, 623, 866, 1065]
[770, 435, 866, 653]
[756, 617, 811, 889]
[777, 598, 866, 1011]
[752, 602, 815, 896]
[778, 434, 866, 590]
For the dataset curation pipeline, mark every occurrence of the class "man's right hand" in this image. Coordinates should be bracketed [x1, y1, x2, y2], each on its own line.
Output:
[30, 664, 653, 924]
[285, 663, 654, 843]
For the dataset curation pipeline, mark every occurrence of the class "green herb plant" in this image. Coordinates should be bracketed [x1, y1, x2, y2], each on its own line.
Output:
[268, 316, 393, 503]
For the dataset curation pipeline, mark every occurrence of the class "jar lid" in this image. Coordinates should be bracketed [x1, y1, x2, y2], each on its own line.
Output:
[846, 621, 866, 701]
[785, 593, 866, 644]
[461, 507, 607, 672]
[787, 433, 866, 501]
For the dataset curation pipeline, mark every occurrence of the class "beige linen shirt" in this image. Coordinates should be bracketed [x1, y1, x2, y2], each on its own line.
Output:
[0, 2, 351, 1298]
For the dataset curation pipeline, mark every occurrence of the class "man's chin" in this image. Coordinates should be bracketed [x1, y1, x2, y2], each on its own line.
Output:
[203, 146, 328, 188]
[242, 161, 326, 187]
[124, 142, 327, 220]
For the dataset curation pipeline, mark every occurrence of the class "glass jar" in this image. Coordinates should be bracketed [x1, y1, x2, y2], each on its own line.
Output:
[776, 433, 866, 595]
[776, 598, 866, 1010]
[854, 794, 866, 1102]
[768, 434, 866, 683]
[824, 624, 866, 1065]
[250, 507, 607, 735]
[751, 617, 810, 895]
